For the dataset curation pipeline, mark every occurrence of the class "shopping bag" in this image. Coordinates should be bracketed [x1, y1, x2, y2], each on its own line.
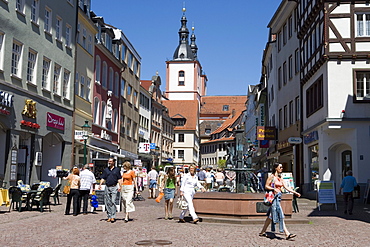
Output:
[176, 196, 188, 210]
[155, 192, 164, 203]
[263, 191, 274, 206]
[352, 185, 360, 199]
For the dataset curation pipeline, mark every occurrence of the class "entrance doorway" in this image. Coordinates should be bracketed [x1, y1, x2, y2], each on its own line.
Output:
[341, 150, 352, 179]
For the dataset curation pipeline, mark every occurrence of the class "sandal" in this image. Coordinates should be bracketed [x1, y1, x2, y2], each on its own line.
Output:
[286, 234, 296, 240]
[259, 233, 267, 237]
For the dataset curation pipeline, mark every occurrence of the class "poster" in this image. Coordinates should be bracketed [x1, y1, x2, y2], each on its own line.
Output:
[317, 180, 337, 210]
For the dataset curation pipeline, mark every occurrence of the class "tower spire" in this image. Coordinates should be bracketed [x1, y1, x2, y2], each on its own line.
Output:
[172, 5, 194, 60]
[190, 25, 198, 59]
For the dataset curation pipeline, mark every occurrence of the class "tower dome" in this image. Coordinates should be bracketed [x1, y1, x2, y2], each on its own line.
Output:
[172, 9, 195, 61]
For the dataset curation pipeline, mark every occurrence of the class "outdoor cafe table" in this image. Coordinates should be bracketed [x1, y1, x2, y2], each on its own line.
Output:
[23, 190, 38, 210]
[0, 188, 10, 207]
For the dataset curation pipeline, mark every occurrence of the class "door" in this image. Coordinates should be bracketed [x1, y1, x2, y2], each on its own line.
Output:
[341, 150, 352, 179]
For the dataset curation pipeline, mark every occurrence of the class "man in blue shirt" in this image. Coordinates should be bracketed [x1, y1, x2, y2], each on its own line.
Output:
[98, 158, 122, 223]
[340, 170, 357, 215]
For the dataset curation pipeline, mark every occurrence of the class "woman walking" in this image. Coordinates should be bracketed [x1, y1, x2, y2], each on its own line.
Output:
[120, 161, 138, 223]
[63, 167, 80, 216]
[259, 163, 301, 240]
[178, 165, 205, 224]
[159, 167, 178, 220]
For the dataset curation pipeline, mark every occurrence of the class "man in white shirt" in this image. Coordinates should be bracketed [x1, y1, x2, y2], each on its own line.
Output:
[147, 166, 158, 199]
[79, 164, 96, 215]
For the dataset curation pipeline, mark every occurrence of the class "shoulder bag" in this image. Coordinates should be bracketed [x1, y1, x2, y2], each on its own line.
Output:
[263, 176, 275, 206]
[176, 196, 188, 210]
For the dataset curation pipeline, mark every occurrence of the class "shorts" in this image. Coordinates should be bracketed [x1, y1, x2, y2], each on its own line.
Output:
[164, 188, 175, 200]
[149, 180, 157, 189]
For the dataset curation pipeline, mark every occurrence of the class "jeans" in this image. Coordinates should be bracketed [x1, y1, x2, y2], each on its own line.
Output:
[79, 190, 90, 214]
[104, 185, 118, 219]
[269, 192, 284, 233]
[343, 192, 354, 213]
[65, 189, 80, 216]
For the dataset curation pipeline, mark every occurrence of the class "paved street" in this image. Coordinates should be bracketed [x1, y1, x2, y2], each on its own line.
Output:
[1, 190, 370, 247]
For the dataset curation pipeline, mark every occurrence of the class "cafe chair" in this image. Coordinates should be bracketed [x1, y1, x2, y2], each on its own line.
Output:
[50, 183, 62, 205]
[31, 187, 53, 212]
[8, 187, 25, 212]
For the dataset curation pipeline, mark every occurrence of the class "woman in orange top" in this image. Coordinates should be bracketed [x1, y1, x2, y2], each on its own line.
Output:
[120, 161, 138, 222]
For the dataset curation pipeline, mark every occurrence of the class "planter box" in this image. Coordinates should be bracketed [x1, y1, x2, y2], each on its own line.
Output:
[193, 192, 293, 218]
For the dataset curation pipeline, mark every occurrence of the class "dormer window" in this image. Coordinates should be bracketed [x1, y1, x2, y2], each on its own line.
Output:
[178, 71, 185, 86]
[223, 105, 229, 111]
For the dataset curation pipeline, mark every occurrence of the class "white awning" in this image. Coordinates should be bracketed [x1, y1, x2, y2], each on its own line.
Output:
[86, 144, 125, 159]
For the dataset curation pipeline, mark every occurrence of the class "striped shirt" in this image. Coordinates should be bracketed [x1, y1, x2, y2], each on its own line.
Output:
[79, 169, 96, 190]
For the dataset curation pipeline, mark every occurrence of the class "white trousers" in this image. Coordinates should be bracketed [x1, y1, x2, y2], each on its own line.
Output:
[121, 185, 135, 213]
[179, 192, 198, 220]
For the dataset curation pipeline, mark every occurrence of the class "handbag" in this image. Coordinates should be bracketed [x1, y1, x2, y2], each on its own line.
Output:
[176, 196, 188, 210]
[62, 180, 71, 194]
[263, 191, 274, 206]
[155, 192, 164, 203]
[352, 185, 360, 199]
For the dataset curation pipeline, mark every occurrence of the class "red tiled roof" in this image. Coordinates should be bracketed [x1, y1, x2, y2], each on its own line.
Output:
[163, 100, 199, 130]
[200, 95, 247, 116]
[211, 111, 243, 134]
[202, 136, 235, 144]
[140, 80, 152, 91]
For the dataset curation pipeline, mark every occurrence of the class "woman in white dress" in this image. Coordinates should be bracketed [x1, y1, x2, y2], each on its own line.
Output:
[178, 165, 206, 224]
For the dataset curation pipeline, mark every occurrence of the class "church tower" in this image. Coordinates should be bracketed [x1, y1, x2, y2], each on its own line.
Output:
[164, 7, 207, 102]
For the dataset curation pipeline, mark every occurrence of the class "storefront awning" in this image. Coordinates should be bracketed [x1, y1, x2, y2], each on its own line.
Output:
[86, 144, 126, 159]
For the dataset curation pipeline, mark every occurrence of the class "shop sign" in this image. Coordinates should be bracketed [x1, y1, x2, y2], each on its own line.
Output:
[256, 126, 276, 140]
[0, 91, 14, 115]
[22, 99, 37, 118]
[74, 130, 88, 140]
[134, 159, 142, 167]
[139, 143, 150, 153]
[100, 130, 112, 141]
[304, 131, 319, 144]
[288, 137, 302, 144]
[47, 112, 65, 130]
[277, 140, 290, 150]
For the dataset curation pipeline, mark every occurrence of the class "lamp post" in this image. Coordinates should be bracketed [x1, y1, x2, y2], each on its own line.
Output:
[81, 120, 91, 165]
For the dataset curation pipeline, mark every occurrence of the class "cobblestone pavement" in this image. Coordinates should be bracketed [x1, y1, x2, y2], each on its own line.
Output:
[1, 190, 370, 247]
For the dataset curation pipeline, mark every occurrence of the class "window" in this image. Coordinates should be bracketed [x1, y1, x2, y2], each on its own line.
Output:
[133, 122, 137, 140]
[108, 67, 113, 92]
[31, 0, 39, 23]
[0, 33, 4, 70]
[101, 101, 106, 128]
[16, 0, 25, 13]
[133, 91, 138, 106]
[283, 23, 287, 46]
[88, 35, 92, 54]
[53, 63, 61, 94]
[63, 69, 70, 99]
[354, 71, 370, 101]
[121, 44, 126, 62]
[114, 72, 119, 96]
[289, 101, 293, 125]
[356, 13, 370, 37]
[94, 97, 100, 124]
[306, 76, 323, 116]
[80, 75, 85, 98]
[205, 129, 211, 135]
[102, 62, 107, 88]
[66, 24, 72, 48]
[283, 62, 287, 85]
[11, 41, 22, 77]
[288, 15, 293, 38]
[288, 55, 293, 79]
[178, 133, 184, 142]
[42, 57, 50, 89]
[56, 17, 62, 41]
[284, 105, 287, 128]
[295, 49, 300, 74]
[127, 85, 132, 101]
[27, 49, 37, 84]
[278, 31, 282, 51]
[121, 79, 126, 97]
[126, 118, 131, 137]
[278, 66, 282, 89]
[178, 150, 184, 159]
[223, 105, 229, 111]
[95, 56, 101, 84]
[85, 78, 91, 101]
[178, 70, 185, 86]
[82, 28, 87, 49]
[278, 108, 282, 130]
[114, 109, 119, 132]
[76, 23, 80, 44]
[44, 7, 52, 33]
[295, 97, 300, 121]
[75, 71, 79, 95]
[128, 53, 133, 69]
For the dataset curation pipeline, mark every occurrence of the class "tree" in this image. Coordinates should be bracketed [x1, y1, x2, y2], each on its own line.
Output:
[218, 159, 226, 169]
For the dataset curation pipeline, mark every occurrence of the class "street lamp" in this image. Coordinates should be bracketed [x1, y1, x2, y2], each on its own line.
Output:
[81, 120, 91, 165]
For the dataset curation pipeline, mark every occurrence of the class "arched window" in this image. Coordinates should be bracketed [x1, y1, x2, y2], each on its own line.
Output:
[93, 97, 100, 124]
[101, 101, 106, 128]
[95, 56, 101, 84]
[114, 72, 119, 96]
[178, 70, 185, 86]
[109, 67, 113, 92]
[102, 62, 107, 88]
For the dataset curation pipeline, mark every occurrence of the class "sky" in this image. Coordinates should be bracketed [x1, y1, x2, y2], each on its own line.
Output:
[92, 0, 282, 96]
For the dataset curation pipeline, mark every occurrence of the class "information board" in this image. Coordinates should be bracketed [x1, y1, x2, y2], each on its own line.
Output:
[316, 180, 337, 210]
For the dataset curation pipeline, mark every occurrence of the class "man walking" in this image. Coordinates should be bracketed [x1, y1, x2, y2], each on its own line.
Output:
[340, 170, 358, 215]
[79, 164, 96, 215]
[98, 158, 122, 222]
[147, 166, 158, 199]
